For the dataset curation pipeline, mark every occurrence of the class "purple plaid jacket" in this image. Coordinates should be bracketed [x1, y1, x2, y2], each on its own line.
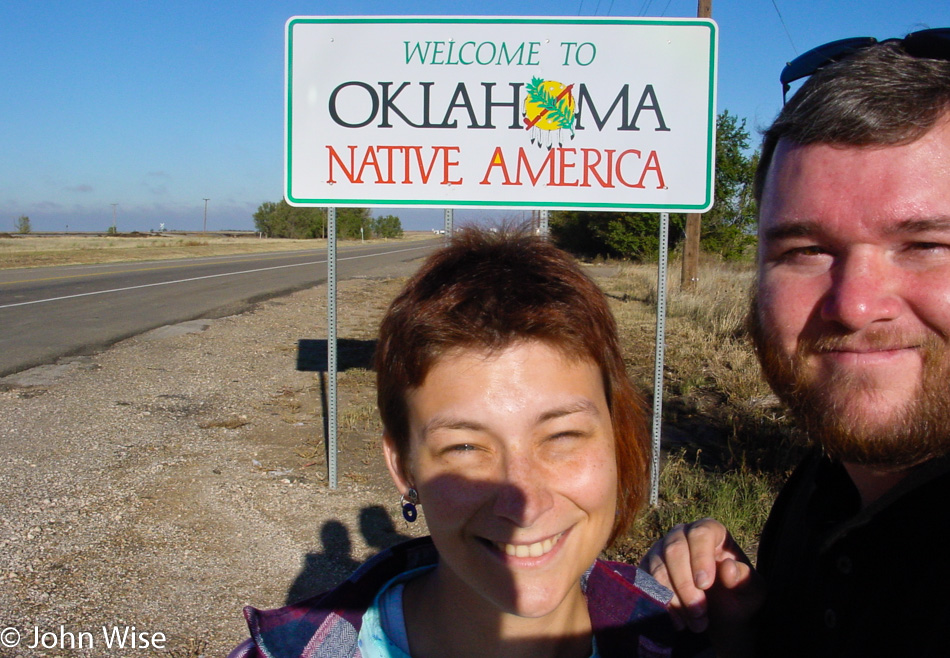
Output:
[229, 536, 705, 658]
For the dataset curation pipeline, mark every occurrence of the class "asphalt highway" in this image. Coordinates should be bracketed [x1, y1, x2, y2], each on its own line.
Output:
[0, 239, 439, 377]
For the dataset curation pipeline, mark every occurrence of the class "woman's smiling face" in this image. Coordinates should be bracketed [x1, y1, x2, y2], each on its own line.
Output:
[384, 340, 618, 620]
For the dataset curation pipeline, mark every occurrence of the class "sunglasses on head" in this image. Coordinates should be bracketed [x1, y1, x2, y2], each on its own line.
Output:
[781, 27, 950, 103]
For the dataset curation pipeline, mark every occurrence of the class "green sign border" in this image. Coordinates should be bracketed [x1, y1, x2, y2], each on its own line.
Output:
[286, 16, 717, 211]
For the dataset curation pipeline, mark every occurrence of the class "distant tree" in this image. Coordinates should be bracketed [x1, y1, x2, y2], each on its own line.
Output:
[371, 214, 403, 239]
[252, 200, 282, 236]
[16, 215, 31, 234]
[337, 208, 372, 240]
[253, 200, 327, 239]
[600, 212, 687, 260]
[550, 210, 686, 261]
[106, 225, 118, 236]
[700, 111, 759, 260]
[550, 109, 758, 261]
[252, 201, 377, 240]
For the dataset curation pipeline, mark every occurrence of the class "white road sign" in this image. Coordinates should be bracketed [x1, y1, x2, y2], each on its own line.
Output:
[286, 16, 718, 211]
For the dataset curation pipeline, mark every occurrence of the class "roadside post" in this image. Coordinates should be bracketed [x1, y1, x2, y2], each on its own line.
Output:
[285, 16, 717, 496]
[652, 211, 670, 504]
[326, 207, 338, 489]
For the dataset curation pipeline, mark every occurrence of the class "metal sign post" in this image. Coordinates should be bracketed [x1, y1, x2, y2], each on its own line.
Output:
[327, 207, 338, 489]
[649, 212, 670, 506]
[444, 208, 453, 242]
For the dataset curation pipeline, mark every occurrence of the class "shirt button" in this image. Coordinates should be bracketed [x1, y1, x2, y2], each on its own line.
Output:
[825, 609, 837, 628]
[836, 555, 852, 574]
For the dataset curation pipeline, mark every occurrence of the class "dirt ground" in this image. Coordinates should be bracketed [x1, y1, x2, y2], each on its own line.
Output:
[0, 256, 436, 656]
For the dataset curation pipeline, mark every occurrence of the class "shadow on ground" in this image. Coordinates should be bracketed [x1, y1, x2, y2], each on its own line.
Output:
[285, 505, 412, 605]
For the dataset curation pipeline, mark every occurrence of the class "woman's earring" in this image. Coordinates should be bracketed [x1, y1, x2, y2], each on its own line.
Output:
[401, 487, 420, 523]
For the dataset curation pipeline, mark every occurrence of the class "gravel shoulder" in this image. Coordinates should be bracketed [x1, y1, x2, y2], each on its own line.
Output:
[0, 257, 431, 656]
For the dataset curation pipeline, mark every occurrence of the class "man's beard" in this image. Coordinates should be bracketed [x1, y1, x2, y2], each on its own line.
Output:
[748, 292, 950, 470]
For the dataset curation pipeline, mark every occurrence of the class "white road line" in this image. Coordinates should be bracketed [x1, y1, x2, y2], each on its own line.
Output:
[0, 245, 430, 310]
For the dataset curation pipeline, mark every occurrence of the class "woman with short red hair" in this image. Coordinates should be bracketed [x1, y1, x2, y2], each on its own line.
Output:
[230, 227, 702, 657]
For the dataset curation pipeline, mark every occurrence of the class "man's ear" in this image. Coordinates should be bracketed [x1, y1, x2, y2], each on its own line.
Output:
[382, 433, 412, 493]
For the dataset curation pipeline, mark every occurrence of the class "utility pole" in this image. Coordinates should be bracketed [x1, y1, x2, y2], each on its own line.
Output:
[111, 204, 118, 233]
[203, 198, 210, 234]
[681, 0, 712, 291]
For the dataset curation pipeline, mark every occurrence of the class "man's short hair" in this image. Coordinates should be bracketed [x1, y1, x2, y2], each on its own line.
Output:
[375, 227, 649, 543]
[755, 42, 950, 202]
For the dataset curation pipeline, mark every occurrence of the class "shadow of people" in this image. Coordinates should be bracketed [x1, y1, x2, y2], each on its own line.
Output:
[285, 520, 362, 605]
[359, 505, 413, 551]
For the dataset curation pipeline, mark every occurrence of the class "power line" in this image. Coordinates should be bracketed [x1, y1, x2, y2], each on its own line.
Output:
[771, 0, 798, 54]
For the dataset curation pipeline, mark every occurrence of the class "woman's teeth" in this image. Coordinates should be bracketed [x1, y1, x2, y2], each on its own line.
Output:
[495, 532, 562, 558]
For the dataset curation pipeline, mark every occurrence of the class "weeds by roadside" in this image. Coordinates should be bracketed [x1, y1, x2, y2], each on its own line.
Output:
[597, 256, 809, 562]
[610, 451, 780, 562]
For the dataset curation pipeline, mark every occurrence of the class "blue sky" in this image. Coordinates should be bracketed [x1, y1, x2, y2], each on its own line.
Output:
[1, 1, 947, 233]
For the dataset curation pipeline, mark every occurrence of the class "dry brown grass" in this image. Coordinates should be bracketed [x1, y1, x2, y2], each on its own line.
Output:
[0, 232, 432, 270]
[592, 256, 806, 561]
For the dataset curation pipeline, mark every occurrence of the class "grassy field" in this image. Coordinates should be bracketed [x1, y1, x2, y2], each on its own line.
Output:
[0, 232, 432, 270]
[596, 255, 807, 561]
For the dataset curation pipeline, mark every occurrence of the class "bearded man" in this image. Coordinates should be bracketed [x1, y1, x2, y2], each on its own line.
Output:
[643, 31, 950, 657]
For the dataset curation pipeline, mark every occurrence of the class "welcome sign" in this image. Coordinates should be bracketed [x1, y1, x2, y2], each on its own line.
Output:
[286, 16, 717, 211]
